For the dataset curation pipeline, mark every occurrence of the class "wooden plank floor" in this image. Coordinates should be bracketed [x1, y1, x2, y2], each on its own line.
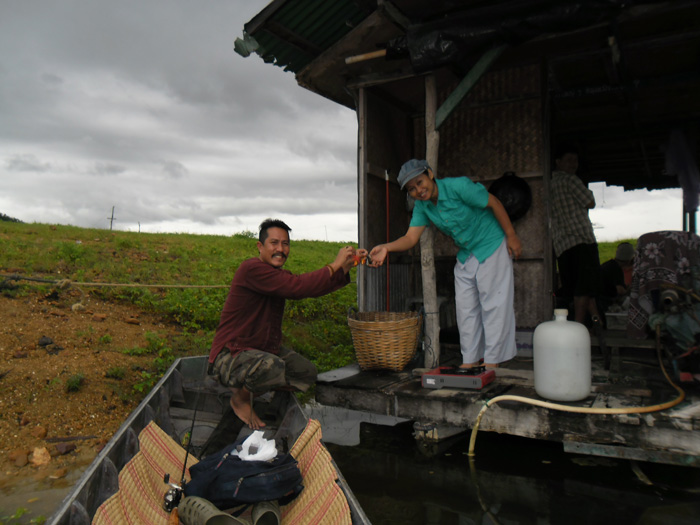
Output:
[316, 337, 700, 467]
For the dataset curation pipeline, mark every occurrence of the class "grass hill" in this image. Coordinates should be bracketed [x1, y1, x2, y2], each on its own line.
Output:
[0, 221, 359, 378]
[0, 221, 636, 379]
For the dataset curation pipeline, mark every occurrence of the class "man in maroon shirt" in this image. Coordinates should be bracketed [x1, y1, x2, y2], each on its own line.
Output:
[208, 219, 363, 429]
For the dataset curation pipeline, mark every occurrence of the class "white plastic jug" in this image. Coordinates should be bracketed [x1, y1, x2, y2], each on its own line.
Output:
[533, 309, 591, 401]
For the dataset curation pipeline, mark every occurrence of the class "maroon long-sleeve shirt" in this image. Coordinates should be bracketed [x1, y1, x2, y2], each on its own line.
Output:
[208, 257, 349, 363]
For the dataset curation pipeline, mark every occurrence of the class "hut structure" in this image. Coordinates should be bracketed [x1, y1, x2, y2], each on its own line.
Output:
[235, 0, 699, 362]
[235, 1, 700, 465]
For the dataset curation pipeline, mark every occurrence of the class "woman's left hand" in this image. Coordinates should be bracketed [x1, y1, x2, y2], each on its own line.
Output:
[506, 233, 522, 259]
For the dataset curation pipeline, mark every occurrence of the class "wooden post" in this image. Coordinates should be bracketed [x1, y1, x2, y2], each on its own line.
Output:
[422, 75, 440, 369]
[357, 88, 368, 311]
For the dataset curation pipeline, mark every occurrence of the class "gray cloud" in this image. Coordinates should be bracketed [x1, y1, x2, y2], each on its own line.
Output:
[6, 154, 52, 172]
[0, 0, 679, 243]
[161, 161, 188, 179]
[94, 162, 127, 176]
[0, 0, 360, 241]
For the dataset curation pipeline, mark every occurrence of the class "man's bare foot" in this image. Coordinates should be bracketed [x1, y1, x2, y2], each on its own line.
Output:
[229, 388, 266, 430]
[459, 363, 480, 369]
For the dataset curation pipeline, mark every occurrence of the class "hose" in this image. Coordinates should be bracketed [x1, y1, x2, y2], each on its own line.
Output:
[468, 326, 685, 457]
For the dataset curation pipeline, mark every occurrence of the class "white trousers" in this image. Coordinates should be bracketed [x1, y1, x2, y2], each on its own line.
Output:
[454, 239, 517, 365]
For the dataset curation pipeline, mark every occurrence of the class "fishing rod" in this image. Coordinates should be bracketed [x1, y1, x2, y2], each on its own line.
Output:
[163, 373, 204, 512]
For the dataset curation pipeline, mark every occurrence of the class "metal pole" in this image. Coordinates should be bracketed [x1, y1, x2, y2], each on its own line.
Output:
[385, 170, 390, 312]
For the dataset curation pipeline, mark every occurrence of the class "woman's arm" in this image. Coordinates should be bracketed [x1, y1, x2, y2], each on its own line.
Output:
[369, 225, 425, 266]
[487, 194, 522, 259]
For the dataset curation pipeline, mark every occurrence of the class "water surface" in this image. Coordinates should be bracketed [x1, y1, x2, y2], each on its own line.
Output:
[323, 412, 700, 525]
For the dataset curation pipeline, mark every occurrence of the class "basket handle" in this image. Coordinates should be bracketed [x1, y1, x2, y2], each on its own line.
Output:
[347, 306, 358, 319]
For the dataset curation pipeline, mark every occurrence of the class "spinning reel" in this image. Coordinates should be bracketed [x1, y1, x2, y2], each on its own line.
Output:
[163, 473, 185, 512]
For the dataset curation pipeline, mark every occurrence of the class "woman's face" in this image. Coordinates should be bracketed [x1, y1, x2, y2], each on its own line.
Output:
[405, 172, 437, 201]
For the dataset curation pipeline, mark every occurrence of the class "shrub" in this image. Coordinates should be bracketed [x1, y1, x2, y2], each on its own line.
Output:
[105, 367, 126, 380]
[65, 374, 86, 392]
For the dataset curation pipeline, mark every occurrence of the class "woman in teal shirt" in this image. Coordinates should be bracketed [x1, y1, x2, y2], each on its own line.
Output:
[369, 159, 522, 369]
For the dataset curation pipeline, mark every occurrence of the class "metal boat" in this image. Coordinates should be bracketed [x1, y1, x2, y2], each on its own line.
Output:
[48, 356, 370, 524]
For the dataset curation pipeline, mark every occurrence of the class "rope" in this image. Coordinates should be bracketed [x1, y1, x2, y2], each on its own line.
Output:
[467, 325, 686, 457]
[1, 273, 229, 289]
[1, 273, 229, 312]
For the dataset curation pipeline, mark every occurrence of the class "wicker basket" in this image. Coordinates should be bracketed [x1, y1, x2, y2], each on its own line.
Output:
[348, 310, 422, 371]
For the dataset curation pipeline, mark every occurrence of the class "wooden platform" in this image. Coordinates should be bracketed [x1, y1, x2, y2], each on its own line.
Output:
[316, 336, 700, 467]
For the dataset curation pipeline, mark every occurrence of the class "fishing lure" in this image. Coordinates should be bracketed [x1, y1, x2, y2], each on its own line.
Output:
[353, 254, 372, 266]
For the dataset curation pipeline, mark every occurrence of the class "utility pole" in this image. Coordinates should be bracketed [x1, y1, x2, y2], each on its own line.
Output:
[107, 207, 117, 230]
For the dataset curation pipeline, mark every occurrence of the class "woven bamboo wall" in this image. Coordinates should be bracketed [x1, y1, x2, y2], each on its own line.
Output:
[414, 63, 547, 328]
[361, 63, 549, 328]
[434, 64, 542, 179]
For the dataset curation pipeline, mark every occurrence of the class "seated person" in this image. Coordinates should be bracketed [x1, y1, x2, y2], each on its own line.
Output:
[600, 241, 635, 315]
[208, 218, 363, 429]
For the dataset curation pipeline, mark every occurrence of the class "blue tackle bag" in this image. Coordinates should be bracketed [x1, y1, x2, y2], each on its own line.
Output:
[184, 444, 304, 509]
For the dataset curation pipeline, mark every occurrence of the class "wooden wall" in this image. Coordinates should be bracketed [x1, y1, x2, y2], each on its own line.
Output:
[359, 63, 552, 329]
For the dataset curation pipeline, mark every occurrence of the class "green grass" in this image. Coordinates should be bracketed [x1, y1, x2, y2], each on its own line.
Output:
[598, 238, 637, 263]
[0, 221, 632, 385]
[0, 221, 361, 378]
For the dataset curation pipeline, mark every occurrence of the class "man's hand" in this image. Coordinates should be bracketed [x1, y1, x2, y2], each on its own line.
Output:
[332, 246, 366, 275]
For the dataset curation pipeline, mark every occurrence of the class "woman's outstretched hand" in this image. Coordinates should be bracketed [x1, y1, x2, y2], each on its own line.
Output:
[368, 245, 387, 267]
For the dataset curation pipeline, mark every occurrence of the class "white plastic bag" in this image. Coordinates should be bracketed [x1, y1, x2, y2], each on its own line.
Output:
[238, 430, 278, 461]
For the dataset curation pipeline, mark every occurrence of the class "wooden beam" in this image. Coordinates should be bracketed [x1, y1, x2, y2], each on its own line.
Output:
[346, 67, 419, 91]
[563, 441, 700, 468]
[345, 49, 387, 65]
[422, 75, 440, 369]
[435, 44, 507, 130]
[542, 57, 555, 323]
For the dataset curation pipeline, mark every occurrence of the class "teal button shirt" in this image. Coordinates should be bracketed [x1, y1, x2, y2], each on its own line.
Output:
[409, 177, 504, 263]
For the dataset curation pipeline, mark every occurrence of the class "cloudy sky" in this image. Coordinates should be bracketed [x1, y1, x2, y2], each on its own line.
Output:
[0, 1, 685, 244]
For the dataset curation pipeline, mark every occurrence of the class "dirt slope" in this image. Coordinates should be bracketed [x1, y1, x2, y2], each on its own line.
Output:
[0, 288, 188, 517]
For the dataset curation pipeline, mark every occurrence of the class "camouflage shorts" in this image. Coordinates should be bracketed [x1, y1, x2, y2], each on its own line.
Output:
[211, 346, 317, 394]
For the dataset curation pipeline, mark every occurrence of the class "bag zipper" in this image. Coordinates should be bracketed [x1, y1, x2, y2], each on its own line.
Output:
[215, 448, 236, 470]
[233, 461, 298, 496]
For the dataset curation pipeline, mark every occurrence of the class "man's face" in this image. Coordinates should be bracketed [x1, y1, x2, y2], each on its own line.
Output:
[556, 153, 579, 175]
[257, 227, 290, 268]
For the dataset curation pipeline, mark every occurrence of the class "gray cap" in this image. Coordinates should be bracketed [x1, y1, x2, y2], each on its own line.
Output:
[397, 159, 431, 189]
[615, 242, 635, 262]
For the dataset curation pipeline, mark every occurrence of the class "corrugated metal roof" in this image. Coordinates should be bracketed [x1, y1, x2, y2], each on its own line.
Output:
[235, 0, 700, 192]
[235, 0, 367, 73]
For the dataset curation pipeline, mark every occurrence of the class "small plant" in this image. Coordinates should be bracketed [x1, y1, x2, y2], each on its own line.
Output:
[121, 346, 150, 356]
[105, 366, 126, 380]
[76, 326, 95, 338]
[45, 376, 62, 391]
[133, 371, 156, 393]
[65, 373, 85, 392]
[99, 334, 113, 345]
[56, 241, 84, 263]
[0, 506, 29, 522]
[0, 506, 46, 524]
